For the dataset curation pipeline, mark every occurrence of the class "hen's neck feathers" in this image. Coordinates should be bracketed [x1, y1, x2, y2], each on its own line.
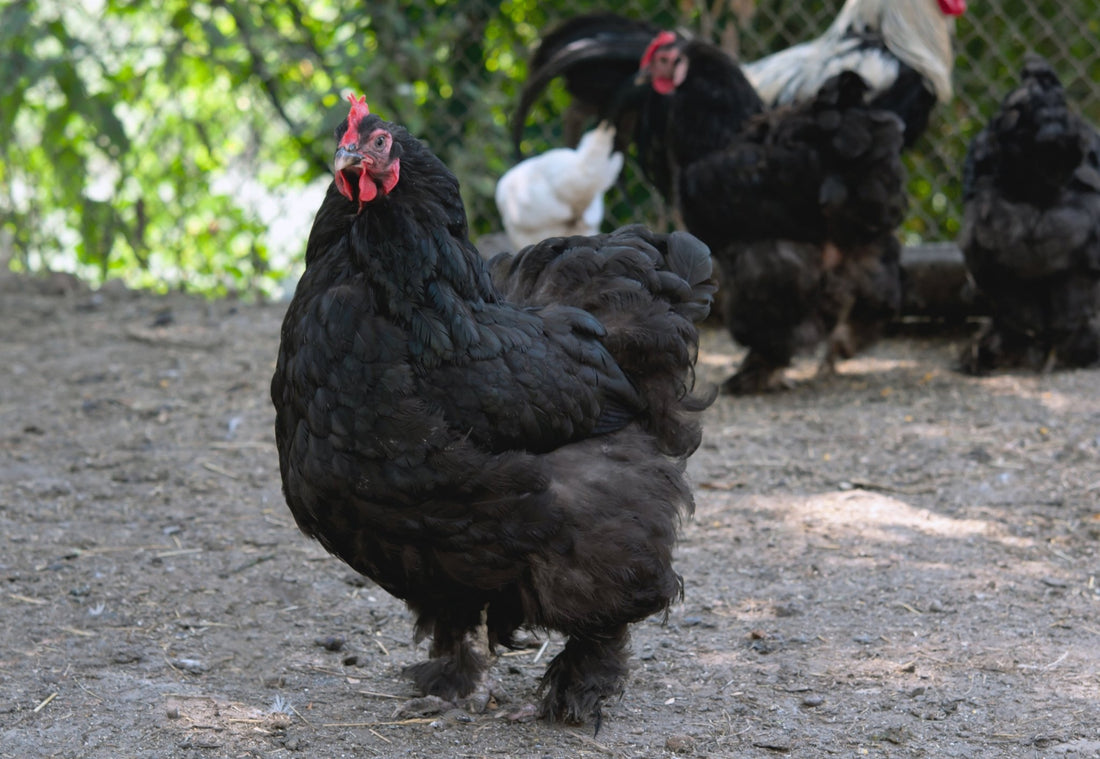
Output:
[668, 42, 764, 167]
[308, 127, 499, 334]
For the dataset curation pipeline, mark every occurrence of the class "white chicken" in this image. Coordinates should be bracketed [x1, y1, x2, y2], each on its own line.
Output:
[495, 122, 624, 249]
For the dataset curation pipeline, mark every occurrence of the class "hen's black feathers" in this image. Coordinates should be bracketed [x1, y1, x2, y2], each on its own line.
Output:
[272, 108, 714, 726]
[960, 56, 1100, 372]
[636, 38, 765, 202]
[654, 46, 907, 392]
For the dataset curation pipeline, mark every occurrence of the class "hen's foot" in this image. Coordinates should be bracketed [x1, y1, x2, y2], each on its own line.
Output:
[823, 323, 855, 369]
[722, 349, 792, 395]
[722, 365, 791, 395]
[403, 643, 488, 703]
[394, 674, 504, 718]
[539, 628, 629, 733]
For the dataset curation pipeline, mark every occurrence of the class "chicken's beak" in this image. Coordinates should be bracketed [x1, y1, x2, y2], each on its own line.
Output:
[334, 146, 365, 173]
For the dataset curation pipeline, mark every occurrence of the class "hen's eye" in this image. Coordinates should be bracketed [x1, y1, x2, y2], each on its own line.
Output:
[374, 135, 386, 148]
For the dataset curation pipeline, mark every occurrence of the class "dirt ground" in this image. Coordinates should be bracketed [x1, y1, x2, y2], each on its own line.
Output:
[2, 271, 1098, 759]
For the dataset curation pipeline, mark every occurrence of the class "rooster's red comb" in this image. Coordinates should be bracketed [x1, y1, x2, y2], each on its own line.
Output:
[340, 93, 372, 148]
[640, 31, 678, 68]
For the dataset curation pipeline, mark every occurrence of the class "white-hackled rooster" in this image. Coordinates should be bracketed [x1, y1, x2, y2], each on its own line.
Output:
[496, 122, 624, 249]
[744, 0, 967, 147]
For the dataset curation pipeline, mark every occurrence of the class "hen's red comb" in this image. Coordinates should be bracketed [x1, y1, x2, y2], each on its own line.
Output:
[340, 93, 371, 148]
[640, 31, 678, 68]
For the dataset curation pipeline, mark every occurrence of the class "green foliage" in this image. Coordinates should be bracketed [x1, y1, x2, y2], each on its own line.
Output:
[1, 0, 1098, 295]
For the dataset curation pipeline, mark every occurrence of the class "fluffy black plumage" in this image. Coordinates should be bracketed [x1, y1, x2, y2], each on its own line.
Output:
[635, 35, 907, 393]
[959, 56, 1100, 373]
[271, 101, 715, 727]
[633, 36, 765, 205]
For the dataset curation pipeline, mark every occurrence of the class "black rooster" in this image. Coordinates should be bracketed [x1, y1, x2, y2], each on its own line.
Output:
[959, 56, 1100, 372]
[271, 95, 715, 727]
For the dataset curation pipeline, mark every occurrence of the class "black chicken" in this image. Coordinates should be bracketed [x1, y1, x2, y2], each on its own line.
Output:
[959, 56, 1100, 373]
[270, 95, 716, 727]
[512, 0, 965, 157]
[630, 31, 764, 207]
[629, 34, 908, 392]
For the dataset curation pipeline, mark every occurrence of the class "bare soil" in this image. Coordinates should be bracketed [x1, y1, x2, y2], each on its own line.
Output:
[2, 273, 1098, 758]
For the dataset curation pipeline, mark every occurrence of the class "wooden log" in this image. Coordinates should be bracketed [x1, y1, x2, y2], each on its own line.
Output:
[899, 242, 988, 321]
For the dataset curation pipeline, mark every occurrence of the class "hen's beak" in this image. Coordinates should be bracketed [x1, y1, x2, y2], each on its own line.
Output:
[334, 146, 365, 173]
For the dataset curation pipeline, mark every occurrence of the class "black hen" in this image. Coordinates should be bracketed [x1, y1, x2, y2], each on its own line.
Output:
[271, 95, 715, 727]
[959, 56, 1100, 372]
[631, 32, 765, 205]
[638, 36, 908, 392]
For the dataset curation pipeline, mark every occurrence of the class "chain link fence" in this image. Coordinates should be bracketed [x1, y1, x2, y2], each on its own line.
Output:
[428, 1, 1100, 247]
[8, 2, 1096, 288]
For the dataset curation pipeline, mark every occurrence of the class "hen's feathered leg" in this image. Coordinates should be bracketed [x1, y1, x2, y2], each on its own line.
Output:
[539, 625, 629, 730]
[404, 607, 489, 702]
[723, 349, 793, 394]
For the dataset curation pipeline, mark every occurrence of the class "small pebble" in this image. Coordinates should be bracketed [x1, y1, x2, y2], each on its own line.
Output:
[666, 734, 695, 753]
[172, 658, 206, 674]
[802, 694, 824, 707]
[166, 706, 180, 719]
[506, 703, 539, 722]
[314, 635, 345, 652]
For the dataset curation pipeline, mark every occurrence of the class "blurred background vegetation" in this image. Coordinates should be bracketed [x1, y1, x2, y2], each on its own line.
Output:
[2, 0, 1098, 298]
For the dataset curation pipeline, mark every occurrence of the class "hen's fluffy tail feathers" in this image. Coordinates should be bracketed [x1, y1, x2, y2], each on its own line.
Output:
[574, 122, 626, 185]
[810, 72, 908, 247]
[682, 71, 907, 251]
[964, 56, 1096, 206]
[488, 225, 716, 456]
